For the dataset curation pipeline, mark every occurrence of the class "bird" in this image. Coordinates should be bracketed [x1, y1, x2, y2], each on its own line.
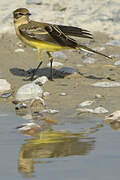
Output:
[13, 8, 112, 81]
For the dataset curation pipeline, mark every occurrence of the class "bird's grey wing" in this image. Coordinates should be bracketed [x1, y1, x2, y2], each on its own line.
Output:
[44, 24, 78, 48]
[57, 25, 93, 39]
[18, 22, 58, 44]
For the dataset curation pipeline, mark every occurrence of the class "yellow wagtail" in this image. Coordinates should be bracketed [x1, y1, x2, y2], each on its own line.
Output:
[13, 8, 112, 80]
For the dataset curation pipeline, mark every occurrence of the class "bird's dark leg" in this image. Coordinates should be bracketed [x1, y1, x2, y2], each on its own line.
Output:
[46, 52, 54, 81]
[31, 49, 43, 80]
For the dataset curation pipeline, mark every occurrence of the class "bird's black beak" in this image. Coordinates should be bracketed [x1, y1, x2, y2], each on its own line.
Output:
[27, 12, 31, 16]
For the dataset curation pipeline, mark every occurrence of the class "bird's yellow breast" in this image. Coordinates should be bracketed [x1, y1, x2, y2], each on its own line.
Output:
[29, 39, 69, 51]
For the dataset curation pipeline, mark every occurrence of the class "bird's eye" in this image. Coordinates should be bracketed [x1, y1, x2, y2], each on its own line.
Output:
[18, 13, 23, 16]
[15, 12, 23, 19]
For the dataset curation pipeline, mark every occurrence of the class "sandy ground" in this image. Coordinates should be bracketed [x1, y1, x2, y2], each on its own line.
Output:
[0, 31, 120, 122]
[0, 0, 120, 122]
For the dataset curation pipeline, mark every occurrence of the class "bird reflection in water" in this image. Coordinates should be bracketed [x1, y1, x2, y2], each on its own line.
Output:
[17, 122, 96, 177]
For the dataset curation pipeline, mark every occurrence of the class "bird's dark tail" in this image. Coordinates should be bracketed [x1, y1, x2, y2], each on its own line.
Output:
[77, 44, 112, 59]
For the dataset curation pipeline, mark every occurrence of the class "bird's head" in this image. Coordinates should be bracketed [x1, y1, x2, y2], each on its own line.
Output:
[13, 8, 31, 24]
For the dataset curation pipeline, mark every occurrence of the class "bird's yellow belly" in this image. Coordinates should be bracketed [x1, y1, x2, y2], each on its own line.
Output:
[27, 39, 69, 51]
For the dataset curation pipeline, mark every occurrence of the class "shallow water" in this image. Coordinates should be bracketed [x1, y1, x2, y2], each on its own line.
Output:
[0, 103, 120, 180]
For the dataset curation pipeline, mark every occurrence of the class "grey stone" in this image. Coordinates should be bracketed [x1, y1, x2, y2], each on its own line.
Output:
[105, 111, 120, 122]
[77, 108, 94, 113]
[33, 76, 48, 85]
[43, 92, 50, 97]
[51, 51, 67, 60]
[14, 48, 24, 53]
[0, 79, 11, 93]
[47, 61, 63, 67]
[26, 0, 43, 5]
[93, 107, 108, 114]
[83, 57, 96, 64]
[78, 100, 94, 107]
[1, 92, 12, 98]
[105, 40, 120, 47]
[15, 83, 43, 102]
[41, 109, 59, 114]
[95, 94, 104, 99]
[58, 67, 78, 74]
[91, 82, 120, 88]
[77, 107, 108, 114]
[59, 92, 67, 96]
[15, 103, 27, 110]
[114, 60, 120, 66]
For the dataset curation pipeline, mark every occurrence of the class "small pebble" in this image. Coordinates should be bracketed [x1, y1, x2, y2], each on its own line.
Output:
[16, 122, 42, 136]
[77, 107, 108, 114]
[0, 79, 11, 93]
[77, 108, 93, 113]
[104, 110, 120, 123]
[16, 41, 23, 48]
[33, 76, 48, 85]
[114, 60, 120, 66]
[91, 82, 120, 88]
[15, 103, 27, 110]
[14, 48, 24, 53]
[105, 40, 120, 47]
[58, 67, 78, 74]
[43, 92, 50, 97]
[78, 100, 94, 107]
[47, 61, 63, 67]
[59, 92, 67, 96]
[26, 0, 43, 5]
[41, 109, 59, 114]
[76, 64, 83, 67]
[83, 57, 96, 64]
[93, 107, 108, 114]
[51, 51, 67, 60]
[95, 94, 103, 99]
[1, 92, 12, 98]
